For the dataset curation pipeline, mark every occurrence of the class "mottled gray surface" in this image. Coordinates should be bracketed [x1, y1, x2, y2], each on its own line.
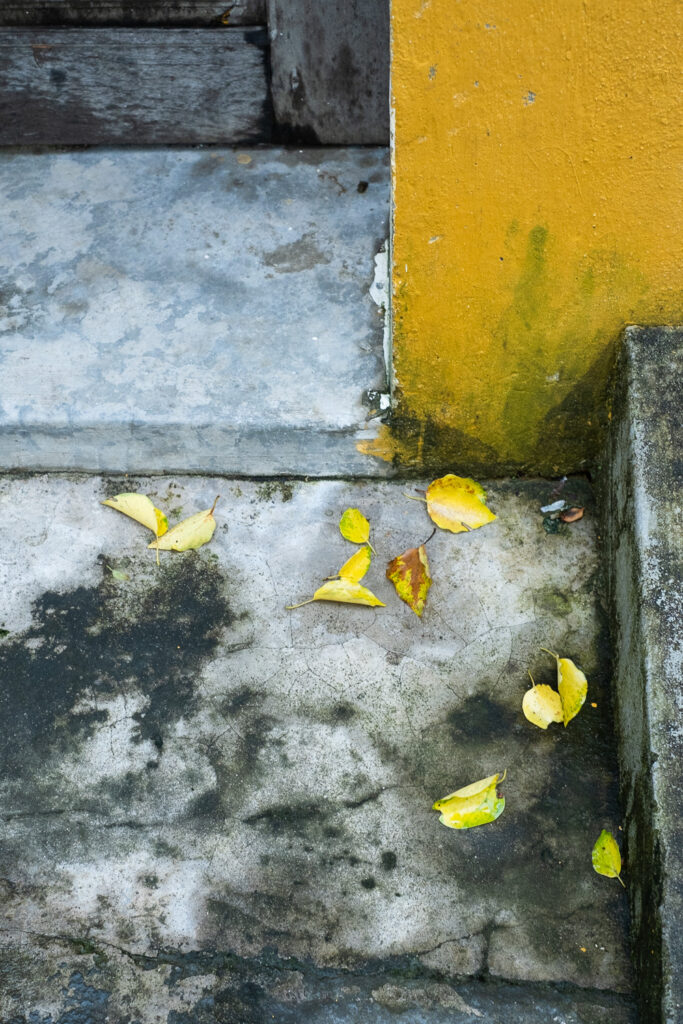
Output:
[0, 475, 633, 1021]
[0, 28, 271, 145]
[605, 325, 683, 1024]
[0, 147, 390, 474]
[0, 0, 265, 26]
[267, 0, 390, 143]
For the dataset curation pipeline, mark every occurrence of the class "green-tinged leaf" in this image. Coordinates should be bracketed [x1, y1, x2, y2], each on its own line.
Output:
[102, 493, 168, 538]
[339, 508, 371, 545]
[149, 497, 219, 552]
[106, 565, 130, 582]
[432, 771, 506, 830]
[286, 578, 385, 610]
[386, 544, 432, 616]
[592, 830, 625, 886]
[336, 545, 372, 583]
[541, 649, 588, 726]
[557, 657, 588, 725]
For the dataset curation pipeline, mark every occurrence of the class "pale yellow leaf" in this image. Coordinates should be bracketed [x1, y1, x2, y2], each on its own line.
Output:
[522, 672, 563, 729]
[287, 578, 385, 609]
[592, 829, 624, 886]
[432, 771, 506, 829]
[337, 545, 372, 583]
[102, 493, 168, 538]
[149, 497, 219, 552]
[425, 475, 496, 534]
[339, 507, 371, 545]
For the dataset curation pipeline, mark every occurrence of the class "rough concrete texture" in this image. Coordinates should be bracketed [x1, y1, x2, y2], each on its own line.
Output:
[0, 475, 634, 1022]
[605, 325, 683, 1024]
[0, 147, 390, 475]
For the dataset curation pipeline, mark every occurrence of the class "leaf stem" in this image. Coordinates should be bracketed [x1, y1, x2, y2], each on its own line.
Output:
[403, 492, 427, 503]
[617, 873, 626, 888]
[210, 495, 220, 515]
[527, 670, 536, 689]
[285, 598, 315, 610]
[540, 646, 559, 660]
[422, 527, 437, 546]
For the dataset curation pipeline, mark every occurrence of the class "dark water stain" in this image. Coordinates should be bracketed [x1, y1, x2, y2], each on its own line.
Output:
[262, 232, 331, 274]
[381, 850, 397, 871]
[0, 557, 235, 809]
[448, 695, 519, 743]
[243, 802, 327, 836]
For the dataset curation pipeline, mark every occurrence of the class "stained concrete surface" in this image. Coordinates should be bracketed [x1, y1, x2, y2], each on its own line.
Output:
[606, 325, 683, 1024]
[0, 147, 390, 475]
[0, 475, 634, 1022]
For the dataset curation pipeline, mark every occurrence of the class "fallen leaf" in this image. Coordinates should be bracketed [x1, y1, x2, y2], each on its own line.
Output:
[149, 497, 219, 552]
[432, 771, 506, 829]
[386, 544, 432, 616]
[287, 578, 385, 609]
[102, 493, 168, 538]
[541, 648, 588, 725]
[106, 564, 130, 582]
[339, 507, 371, 545]
[425, 475, 496, 534]
[592, 830, 625, 886]
[522, 671, 563, 729]
[560, 506, 584, 523]
[334, 545, 372, 583]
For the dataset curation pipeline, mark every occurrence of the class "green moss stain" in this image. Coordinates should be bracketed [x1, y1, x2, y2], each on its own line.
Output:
[256, 481, 295, 503]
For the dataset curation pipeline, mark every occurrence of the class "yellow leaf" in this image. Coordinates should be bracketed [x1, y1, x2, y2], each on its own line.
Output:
[287, 578, 385, 610]
[542, 649, 588, 726]
[425, 474, 496, 534]
[592, 829, 625, 886]
[339, 507, 371, 545]
[102, 493, 168, 538]
[386, 544, 432, 616]
[337, 545, 372, 583]
[149, 497, 219, 552]
[522, 671, 563, 729]
[432, 771, 506, 829]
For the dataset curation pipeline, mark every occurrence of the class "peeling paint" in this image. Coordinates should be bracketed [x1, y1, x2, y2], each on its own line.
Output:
[370, 240, 392, 399]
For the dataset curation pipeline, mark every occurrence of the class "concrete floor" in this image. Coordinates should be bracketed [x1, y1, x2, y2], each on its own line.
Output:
[0, 474, 634, 1023]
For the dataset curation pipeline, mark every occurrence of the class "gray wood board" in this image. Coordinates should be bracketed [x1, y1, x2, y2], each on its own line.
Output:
[267, 0, 389, 144]
[0, 1, 265, 26]
[0, 27, 271, 144]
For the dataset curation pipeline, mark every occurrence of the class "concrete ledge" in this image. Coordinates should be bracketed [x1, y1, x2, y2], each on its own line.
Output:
[606, 326, 683, 1024]
[0, 147, 390, 476]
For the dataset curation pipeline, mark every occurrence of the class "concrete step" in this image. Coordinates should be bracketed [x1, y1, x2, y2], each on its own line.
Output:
[606, 325, 683, 1024]
[0, 147, 390, 476]
[0, 473, 635, 1021]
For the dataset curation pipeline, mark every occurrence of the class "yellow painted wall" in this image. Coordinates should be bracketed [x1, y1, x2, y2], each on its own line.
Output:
[380, 0, 682, 474]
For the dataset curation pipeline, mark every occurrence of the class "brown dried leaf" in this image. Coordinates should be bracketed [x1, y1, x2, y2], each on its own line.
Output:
[386, 544, 432, 617]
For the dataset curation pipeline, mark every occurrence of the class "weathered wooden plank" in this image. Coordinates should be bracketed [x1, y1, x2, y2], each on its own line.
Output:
[0, 27, 271, 144]
[0, 1, 265, 27]
[267, 0, 389, 145]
